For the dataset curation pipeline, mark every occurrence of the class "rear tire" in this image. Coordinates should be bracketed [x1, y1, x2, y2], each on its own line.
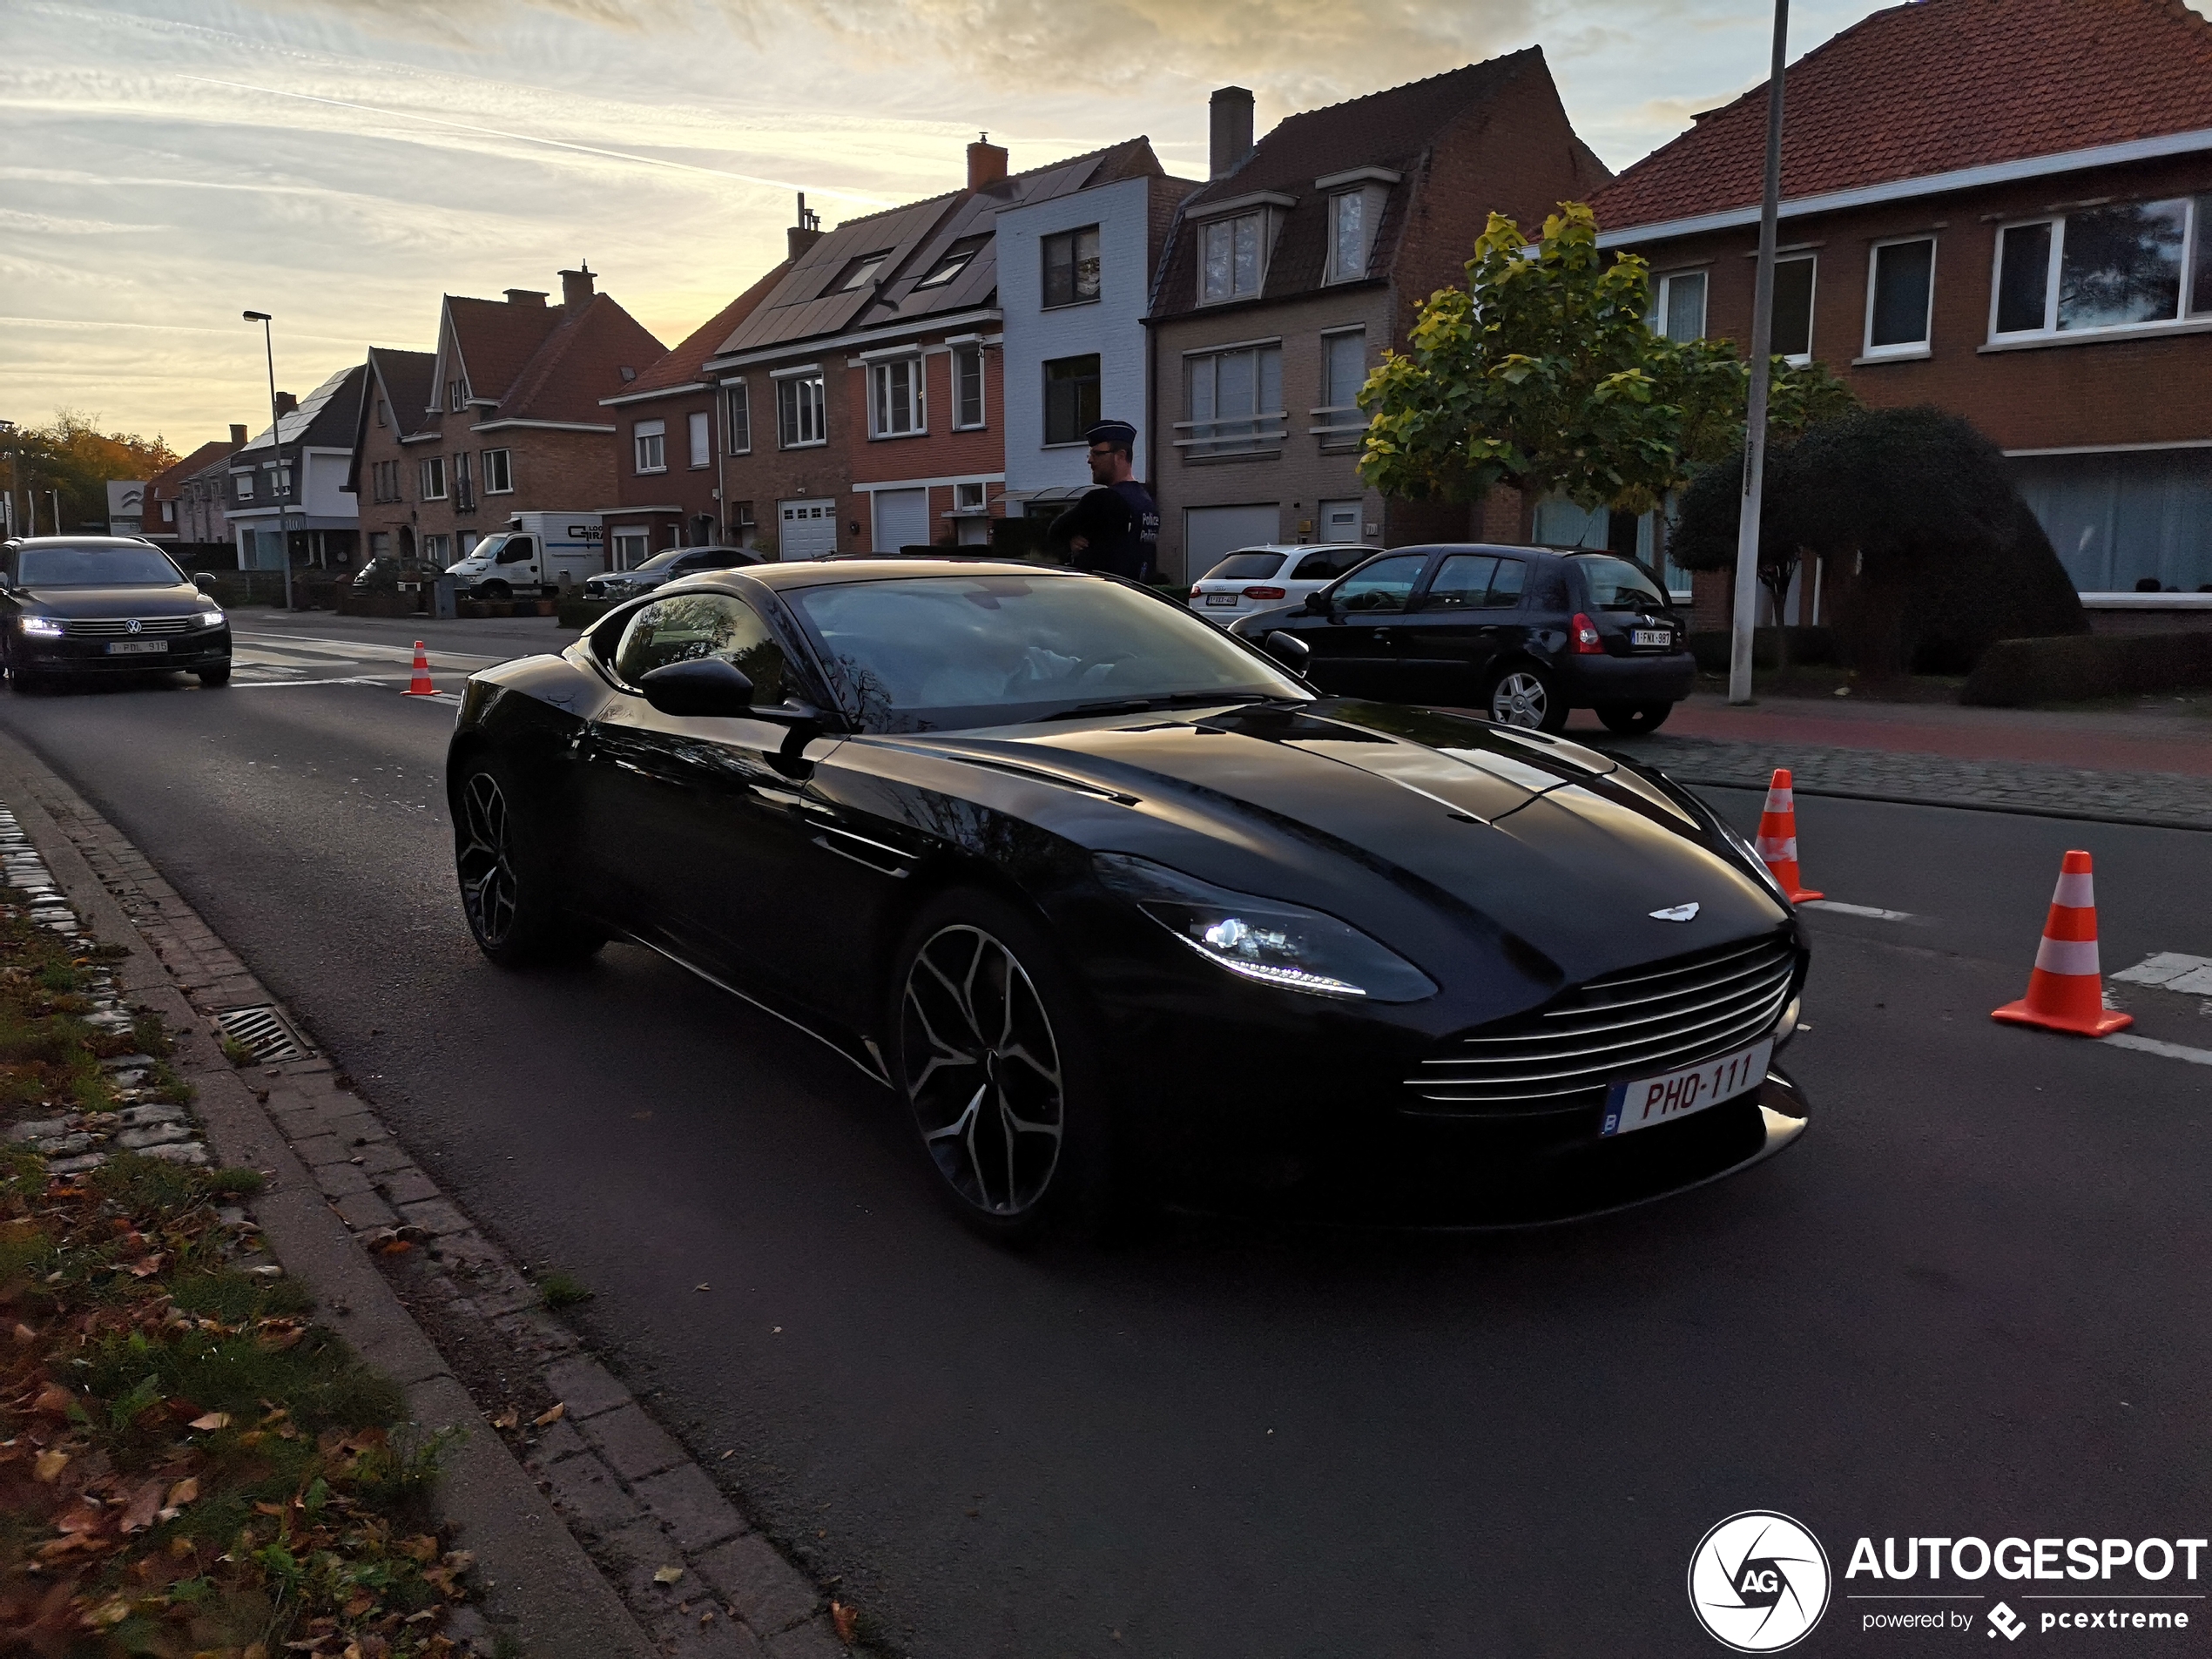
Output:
[198, 664, 233, 688]
[1487, 662, 1568, 733]
[453, 759, 604, 968]
[1595, 701, 1671, 735]
[888, 889, 1114, 1247]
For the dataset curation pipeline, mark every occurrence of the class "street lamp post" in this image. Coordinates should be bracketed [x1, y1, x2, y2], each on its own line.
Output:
[242, 310, 295, 611]
[1727, 0, 1791, 705]
[0, 419, 16, 539]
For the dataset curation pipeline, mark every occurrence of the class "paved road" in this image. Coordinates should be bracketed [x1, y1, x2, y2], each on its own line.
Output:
[5, 617, 2209, 1657]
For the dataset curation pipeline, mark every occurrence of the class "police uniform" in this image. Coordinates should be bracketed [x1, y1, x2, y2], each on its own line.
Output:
[1048, 421, 1159, 581]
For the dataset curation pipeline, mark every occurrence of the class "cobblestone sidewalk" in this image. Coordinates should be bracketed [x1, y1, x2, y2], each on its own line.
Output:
[1606, 732, 2212, 830]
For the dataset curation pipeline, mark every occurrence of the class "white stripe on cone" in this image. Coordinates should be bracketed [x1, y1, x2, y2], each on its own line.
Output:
[1764, 788, 1794, 812]
[1757, 837, 1798, 860]
[2033, 935, 2101, 977]
[2053, 872, 2095, 908]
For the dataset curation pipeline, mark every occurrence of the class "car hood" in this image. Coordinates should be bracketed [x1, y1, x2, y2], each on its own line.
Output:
[19, 584, 206, 617]
[891, 698, 1785, 985]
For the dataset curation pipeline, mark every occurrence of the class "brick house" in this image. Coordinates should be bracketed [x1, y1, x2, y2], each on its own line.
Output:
[226, 365, 365, 573]
[702, 139, 1169, 561]
[1589, 0, 2212, 625]
[347, 268, 665, 571]
[145, 428, 245, 556]
[597, 264, 790, 570]
[1144, 54, 1614, 583]
[172, 436, 246, 554]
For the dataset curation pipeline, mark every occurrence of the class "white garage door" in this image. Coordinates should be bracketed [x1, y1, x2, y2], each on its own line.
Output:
[777, 498, 838, 562]
[1184, 503, 1280, 581]
[872, 488, 930, 553]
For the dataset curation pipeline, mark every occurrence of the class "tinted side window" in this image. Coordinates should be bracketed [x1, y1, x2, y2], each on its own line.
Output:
[1204, 552, 1286, 582]
[1527, 565, 1570, 611]
[1292, 550, 1352, 580]
[616, 592, 790, 703]
[1487, 558, 1527, 605]
[1425, 555, 1498, 608]
[1332, 553, 1428, 612]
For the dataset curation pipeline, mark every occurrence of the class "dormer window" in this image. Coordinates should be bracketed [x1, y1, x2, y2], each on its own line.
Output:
[1315, 169, 1397, 285]
[447, 379, 468, 411]
[1201, 214, 1264, 303]
[915, 238, 986, 290]
[837, 253, 891, 293]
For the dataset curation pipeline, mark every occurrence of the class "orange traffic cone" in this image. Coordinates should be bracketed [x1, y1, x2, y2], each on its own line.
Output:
[1755, 769, 1823, 902]
[1993, 850, 2132, 1037]
[404, 641, 435, 697]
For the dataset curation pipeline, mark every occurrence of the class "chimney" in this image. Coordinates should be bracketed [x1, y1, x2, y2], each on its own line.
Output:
[787, 192, 825, 261]
[1209, 86, 1255, 179]
[228, 424, 247, 446]
[273, 392, 298, 417]
[505, 287, 548, 307]
[967, 132, 1008, 192]
[559, 263, 596, 309]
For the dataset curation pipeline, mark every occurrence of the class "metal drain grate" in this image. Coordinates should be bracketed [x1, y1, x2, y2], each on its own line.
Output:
[212, 1004, 307, 1063]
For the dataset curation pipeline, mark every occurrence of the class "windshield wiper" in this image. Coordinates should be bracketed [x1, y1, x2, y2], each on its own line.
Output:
[1037, 691, 1298, 723]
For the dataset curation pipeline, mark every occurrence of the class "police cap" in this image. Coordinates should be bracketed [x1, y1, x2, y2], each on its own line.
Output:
[1084, 419, 1138, 449]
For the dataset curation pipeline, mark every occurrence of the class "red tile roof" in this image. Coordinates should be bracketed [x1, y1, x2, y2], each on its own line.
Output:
[620, 264, 792, 401]
[1592, 0, 2212, 233]
[446, 296, 563, 404]
[147, 438, 236, 504]
[493, 293, 666, 424]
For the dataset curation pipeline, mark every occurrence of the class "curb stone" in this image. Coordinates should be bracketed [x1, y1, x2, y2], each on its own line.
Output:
[0, 728, 852, 1659]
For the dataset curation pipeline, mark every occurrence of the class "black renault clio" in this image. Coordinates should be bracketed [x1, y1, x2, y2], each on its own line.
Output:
[0, 537, 233, 691]
[1231, 544, 1695, 733]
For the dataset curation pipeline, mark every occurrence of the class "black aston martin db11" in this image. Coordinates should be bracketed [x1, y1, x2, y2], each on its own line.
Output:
[447, 559, 1809, 1240]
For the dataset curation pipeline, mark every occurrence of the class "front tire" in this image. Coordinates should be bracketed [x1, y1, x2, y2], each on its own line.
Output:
[198, 664, 233, 688]
[1595, 701, 1672, 735]
[479, 580, 512, 604]
[453, 759, 603, 968]
[1487, 663, 1568, 733]
[890, 891, 1113, 1246]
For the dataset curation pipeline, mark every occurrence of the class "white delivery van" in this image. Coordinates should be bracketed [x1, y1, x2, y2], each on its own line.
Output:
[445, 513, 605, 600]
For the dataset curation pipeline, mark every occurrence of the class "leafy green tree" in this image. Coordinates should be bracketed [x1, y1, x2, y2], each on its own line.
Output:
[5, 409, 178, 535]
[1358, 203, 1855, 518]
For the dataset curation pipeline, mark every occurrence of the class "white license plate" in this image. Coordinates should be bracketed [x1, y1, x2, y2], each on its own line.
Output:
[1631, 628, 1671, 648]
[1204, 593, 1241, 607]
[105, 639, 169, 655]
[1601, 1037, 1772, 1136]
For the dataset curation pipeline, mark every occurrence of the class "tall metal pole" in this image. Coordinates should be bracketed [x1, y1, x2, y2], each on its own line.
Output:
[1728, 0, 1791, 705]
[244, 311, 295, 610]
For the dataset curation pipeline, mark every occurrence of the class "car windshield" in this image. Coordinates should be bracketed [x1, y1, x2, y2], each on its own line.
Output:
[635, 549, 691, 573]
[1200, 552, 1285, 583]
[1577, 555, 1669, 610]
[786, 574, 1306, 733]
[18, 545, 185, 588]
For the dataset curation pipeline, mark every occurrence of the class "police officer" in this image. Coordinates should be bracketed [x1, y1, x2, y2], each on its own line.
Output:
[1047, 419, 1158, 581]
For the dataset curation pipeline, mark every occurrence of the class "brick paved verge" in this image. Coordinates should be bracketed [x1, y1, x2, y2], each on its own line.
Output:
[0, 728, 851, 1659]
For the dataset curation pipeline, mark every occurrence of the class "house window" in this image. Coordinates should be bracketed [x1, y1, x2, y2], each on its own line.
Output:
[1865, 237, 1936, 355]
[724, 384, 751, 455]
[234, 471, 254, 501]
[688, 410, 711, 469]
[1327, 189, 1386, 284]
[161, 499, 174, 523]
[1313, 329, 1368, 442]
[374, 397, 388, 428]
[368, 531, 390, 557]
[482, 448, 512, 494]
[1183, 341, 1285, 457]
[1042, 226, 1103, 307]
[916, 237, 985, 290]
[453, 449, 475, 509]
[370, 460, 399, 503]
[611, 529, 650, 570]
[424, 533, 449, 561]
[1042, 354, 1101, 446]
[836, 253, 889, 293]
[1650, 270, 1708, 341]
[1991, 196, 2211, 340]
[777, 373, 826, 448]
[447, 380, 466, 411]
[1199, 212, 1268, 303]
[954, 481, 987, 512]
[1770, 254, 1817, 361]
[420, 457, 446, 500]
[633, 419, 667, 474]
[869, 357, 923, 438]
[953, 345, 986, 429]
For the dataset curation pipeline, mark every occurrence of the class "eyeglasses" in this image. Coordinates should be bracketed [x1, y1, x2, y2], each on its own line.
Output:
[1087, 446, 1115, 459]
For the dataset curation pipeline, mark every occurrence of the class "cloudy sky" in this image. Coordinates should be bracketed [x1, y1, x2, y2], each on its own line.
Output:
[0, 0, 2013, 446]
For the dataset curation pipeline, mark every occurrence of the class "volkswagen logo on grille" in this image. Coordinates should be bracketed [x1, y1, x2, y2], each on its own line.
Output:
[1689, 1511, 1830, 1651]
[125, 618, 142, 634]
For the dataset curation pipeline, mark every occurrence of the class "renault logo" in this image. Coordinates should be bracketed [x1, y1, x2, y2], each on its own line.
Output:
[126, 618, 143, 634]
[1650, 902, 1699, 922]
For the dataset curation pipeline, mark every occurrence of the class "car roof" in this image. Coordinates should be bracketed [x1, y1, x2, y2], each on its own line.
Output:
[7, 536, 161, 550]
[741, 556, 1092, 590]
[1209, 543, 1369, 557]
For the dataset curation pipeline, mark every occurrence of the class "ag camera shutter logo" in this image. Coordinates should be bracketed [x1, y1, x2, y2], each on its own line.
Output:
[1689, 1511, 1831, 1651]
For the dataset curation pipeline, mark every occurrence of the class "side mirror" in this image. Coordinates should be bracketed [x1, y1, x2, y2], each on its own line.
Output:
[639, 657, 755, 718]
[193, 572, 216, 593]
[1303, 590, 1335, 615]
[1264, 630, 1312, 672]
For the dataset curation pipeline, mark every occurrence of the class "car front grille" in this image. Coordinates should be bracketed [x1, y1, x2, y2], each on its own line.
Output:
[60, 617, 198, 637]
[1405, 933, 1798, 1116]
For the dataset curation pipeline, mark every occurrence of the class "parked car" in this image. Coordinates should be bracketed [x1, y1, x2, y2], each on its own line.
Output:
[582, 546, 762, 603]
[446, 561, 1808, 1242]
[0, 536, 232, 691]
[1186, 543, 1371, 623]
[352, 555, 441, 593]
[1231, 545, 1695, 734]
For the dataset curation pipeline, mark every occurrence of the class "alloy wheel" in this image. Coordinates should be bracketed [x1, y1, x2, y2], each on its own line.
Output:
[900, 924, 1065, 1217]
[456, 772, 519, 947]
[1491, 670, 1549, 728]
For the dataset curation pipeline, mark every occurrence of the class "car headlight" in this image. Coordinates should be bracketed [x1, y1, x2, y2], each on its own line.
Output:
[19, 616, 64, 637]
[1093, 853, 1437, 1002]
[195, 608, 226, 628]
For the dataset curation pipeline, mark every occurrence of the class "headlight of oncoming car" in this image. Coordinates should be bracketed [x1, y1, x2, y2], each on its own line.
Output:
[195, 608, 226, 628]
[1093, 853, 1436, 1002]
[19, 617, 64, 637]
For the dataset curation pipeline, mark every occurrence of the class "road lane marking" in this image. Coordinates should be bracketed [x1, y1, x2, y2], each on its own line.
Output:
[231, 631, 508, 667]
[2105, 1032, 2212, 1068]
[2112, 953, 2212, 995]
[1801, 900, 1915, 921]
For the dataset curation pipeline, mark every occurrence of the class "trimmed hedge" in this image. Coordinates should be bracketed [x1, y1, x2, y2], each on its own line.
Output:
[1961, 631, 2212, 706]
[1687, 627, 1835, 673]
[557, 596, 619, 630]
